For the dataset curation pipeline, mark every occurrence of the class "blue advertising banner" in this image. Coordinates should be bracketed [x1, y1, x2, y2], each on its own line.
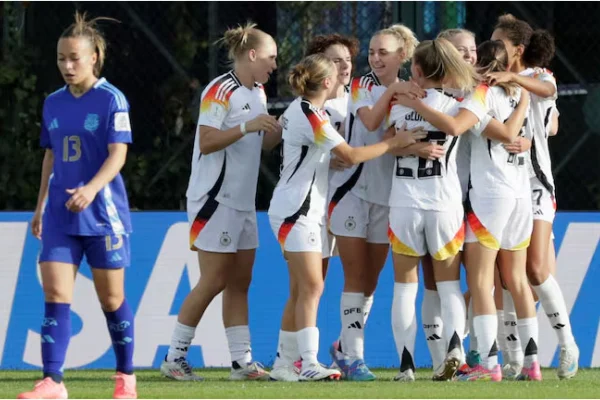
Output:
[0, 212, 598, 370]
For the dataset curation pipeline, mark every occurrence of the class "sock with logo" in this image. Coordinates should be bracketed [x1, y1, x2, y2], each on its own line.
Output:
[298, 327, 319, 368]
[437, 281, 466, 354]
[226, 325, 253, 367]
[362, 295, 374, 326]
[517, 317, 539, 368]
[42, 302, 71, 383]
[340, 292, 365, 359]
[422, 289, 445, 370]
[474, 314, 498, 370]
[104, 299, 135, 374]
[533, 275, 575, 345]
[273, 330, 298, 369]
[167, 321, 196, 362]
[502, 289, 523, 365]
[392, 283, 417, 372]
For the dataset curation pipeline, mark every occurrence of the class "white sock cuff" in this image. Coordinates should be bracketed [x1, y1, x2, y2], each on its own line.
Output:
[363, 295, 374, 306]
[175, 321, 197, 337]
[225, 325, 250, 337]
[342, 292, 365, 304]
[532, 274, 558, 296]
[517, 317, 537, 327]
[436, 280, 461, 295]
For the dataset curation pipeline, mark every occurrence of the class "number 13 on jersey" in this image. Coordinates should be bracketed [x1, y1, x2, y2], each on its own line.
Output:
[62, 135, 81, 162]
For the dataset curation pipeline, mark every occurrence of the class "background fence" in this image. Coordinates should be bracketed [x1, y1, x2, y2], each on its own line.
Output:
[1, 1, 599, 211]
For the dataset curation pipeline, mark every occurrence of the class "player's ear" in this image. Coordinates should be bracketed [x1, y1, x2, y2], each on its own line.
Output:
[248, 49, 257, 62]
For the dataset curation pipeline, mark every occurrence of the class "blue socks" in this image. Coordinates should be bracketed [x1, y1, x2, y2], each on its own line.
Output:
[104, 300, 135, 374]
[41, 302, 71, 383]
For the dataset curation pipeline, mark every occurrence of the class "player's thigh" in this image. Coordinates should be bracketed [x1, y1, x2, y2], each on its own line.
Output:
[500, 197, 533, 251]
[465, 194, 512, 251]
[421, 254, 436, 290]
[39, 231, 81, 302]
[366, 202, 390, 244]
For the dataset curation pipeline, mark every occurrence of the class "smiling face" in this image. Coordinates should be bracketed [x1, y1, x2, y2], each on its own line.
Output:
[323, 43, 352, 87]
[249, 35, 278, 84]
[491, 28, 522, 70]
[57, 36, 97, 85]
[369, 34, 404, 82]
[449, 32, 477, 66]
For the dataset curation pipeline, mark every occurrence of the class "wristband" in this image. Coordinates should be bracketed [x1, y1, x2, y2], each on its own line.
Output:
[240, 122, 247, 135]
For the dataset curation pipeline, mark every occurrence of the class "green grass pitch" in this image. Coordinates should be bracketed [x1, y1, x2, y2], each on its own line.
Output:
[2, 368, 600, 398]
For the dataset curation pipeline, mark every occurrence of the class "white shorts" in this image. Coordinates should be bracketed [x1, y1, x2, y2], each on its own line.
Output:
[328, 190, 388, 244]
[531, 178, 556, 223]
[187, 196, 258, 253]
[465, 192, 533, 251]
[269, 214, 329, 256]
[388, 206, 465, 261]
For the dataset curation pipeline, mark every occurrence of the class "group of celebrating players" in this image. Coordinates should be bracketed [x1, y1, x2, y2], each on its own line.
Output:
[18, 9, 579, 400]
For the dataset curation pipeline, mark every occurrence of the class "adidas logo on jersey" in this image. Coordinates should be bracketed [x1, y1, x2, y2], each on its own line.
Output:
[242, 103, 251, 111]
[48, 118, 59, 131]
[110, 253, 123, 263]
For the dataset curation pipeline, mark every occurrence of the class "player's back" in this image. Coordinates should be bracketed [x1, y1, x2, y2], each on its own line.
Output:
[388, 89, 462, 211]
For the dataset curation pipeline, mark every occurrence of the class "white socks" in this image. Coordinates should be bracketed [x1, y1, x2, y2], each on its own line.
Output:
[502, 289, 523, 365]
[167, 321, 196, 362]
[273, 330, 298, 369]
[473, 314, 498, 370]
[363, 295, 374, 325]
[297, 327, 319, 368]
[518, 317, 539, 368]
[422, 289, 445, 370]
[392, 282, 418, 372]
[340, 292, 365, 359]
[533, 275, 575, 346]
[437, 281, 466, 353]
[225, 325, 252, 365]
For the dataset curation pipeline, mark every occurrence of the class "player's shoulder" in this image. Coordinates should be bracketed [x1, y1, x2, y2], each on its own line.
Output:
[300, 98, 327, 121]
[352, 71, 381, 90]
[204, 71, 243, 98]
[44, 85, 69, 105]
[94, 78, 129, 110]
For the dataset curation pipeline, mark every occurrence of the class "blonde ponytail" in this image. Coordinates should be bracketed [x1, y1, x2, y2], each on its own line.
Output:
[376, 24, 419, 61]
[476, 40, 518, 97]
[60, 11, 118, 77]
[219, 22, 271, 61]
[413, 38, 479, 93]
[288, 54, 335, 97]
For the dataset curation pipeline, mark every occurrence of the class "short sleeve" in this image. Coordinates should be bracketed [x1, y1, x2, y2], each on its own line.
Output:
[198, 80, 232, 129]
[108, 96, 132, 144]
[302, 106, 345, 152]
[460, 84, 491, 122]
[350, 77, 375, 114]
[533, 68, 558, 100]
[40, 105, 51, 149]
[469, 114, 493, 137]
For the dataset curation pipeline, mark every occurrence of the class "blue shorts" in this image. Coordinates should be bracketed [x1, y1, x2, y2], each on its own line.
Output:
[40, 231, 131, 269]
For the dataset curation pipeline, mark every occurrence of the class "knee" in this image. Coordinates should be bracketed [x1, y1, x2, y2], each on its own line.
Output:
[526, 258, 547, 285]
[197, 271, 228, 295]
[42, 283, 71, 304]
[298, 279, 324, 301]
[98, 292, 125, 312]
[226, 272, 253, 295]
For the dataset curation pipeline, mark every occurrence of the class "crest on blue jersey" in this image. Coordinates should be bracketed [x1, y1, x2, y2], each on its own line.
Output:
[84, 113, 100, 133]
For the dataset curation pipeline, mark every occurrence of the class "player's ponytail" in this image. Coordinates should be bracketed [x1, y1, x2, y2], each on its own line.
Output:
[523, 29, 555, 68]
[376, 24, 419, 62]
[413, 38, 479, 93]
[60, 11, 118, 77]
[219, 22, 271, 61]
[288, 54, 335, 97]
[477, 40, 519, 97]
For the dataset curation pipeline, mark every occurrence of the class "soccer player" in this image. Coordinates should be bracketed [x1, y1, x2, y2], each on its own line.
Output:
[389, 38, 530, 382]
[489, 14, 579, 379]
[328, 24, 424, 381]
[270, 34, 359, 382]
[19, 11, 137, 399]
[160, 23, 281, 381]
[269, 53, 424, 381]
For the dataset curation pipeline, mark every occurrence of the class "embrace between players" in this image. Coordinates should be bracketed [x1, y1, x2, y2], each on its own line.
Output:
[19, 10, 578, 400]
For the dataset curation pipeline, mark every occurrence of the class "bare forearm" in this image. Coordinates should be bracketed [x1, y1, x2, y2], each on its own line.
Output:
[35, 150, 54, 212]
[200, 125, 244, 154]
[348, 141, 390, 164]
[359, 91, 394, 131]
[87, 150, 127, 193]
[514, 74, 556, 98]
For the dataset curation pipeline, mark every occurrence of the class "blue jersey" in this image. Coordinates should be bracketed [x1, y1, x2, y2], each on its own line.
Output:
[40, 78, 133, 236]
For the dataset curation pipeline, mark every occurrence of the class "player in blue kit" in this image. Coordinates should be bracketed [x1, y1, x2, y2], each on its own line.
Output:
[18, 12, 137, 400]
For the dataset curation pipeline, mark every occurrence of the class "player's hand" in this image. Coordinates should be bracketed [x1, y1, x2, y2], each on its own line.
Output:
[389, 122, 428, 150]
[247, 114, 280, 135]
[389, 79, 426, 100]
[330, 156, 351, 171]
[504, 136, 532, 154]
[31, 211, 43, 239]
[391, 93, 423, 110]
[486, 71, 515, 86]
[415, 142, 445, 160]
[65, 185, 98, 213]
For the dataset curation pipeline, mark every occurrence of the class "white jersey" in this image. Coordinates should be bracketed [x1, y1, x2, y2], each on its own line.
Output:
[269, 98, 345, 224]
[445, 88, 471, 201]
[186, 71, 267, 211]
[521, 67, 557, 194]
[325, 90, 349, 183]
[388, 89, 462, 211]
[330, 72, 394, 206]
[461, 84, 530, 198]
